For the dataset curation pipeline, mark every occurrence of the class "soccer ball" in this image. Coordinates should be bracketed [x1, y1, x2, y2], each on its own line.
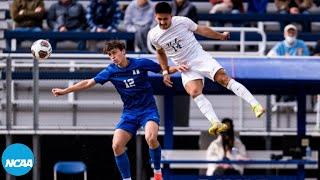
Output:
[31, 39, 52, 60]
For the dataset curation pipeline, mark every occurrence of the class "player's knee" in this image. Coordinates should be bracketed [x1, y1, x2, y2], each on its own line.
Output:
[145, 134, 158, 148]
[216, 74, 230, 87]
[112, 143, 125, 155]
[215, 70, 230, 87]
[188, 89, 202, 98]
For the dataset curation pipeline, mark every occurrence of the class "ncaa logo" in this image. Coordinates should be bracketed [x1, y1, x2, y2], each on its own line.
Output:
[1, 143, 34, 176]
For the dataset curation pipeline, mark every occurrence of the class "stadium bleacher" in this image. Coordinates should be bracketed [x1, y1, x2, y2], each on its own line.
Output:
[1, 0, 320, 53]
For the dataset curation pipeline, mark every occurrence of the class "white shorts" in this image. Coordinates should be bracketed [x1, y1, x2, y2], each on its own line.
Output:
[181, 54, 223, 87]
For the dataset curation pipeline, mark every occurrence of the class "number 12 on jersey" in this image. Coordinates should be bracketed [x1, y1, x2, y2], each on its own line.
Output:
[123, 78, 135, 88]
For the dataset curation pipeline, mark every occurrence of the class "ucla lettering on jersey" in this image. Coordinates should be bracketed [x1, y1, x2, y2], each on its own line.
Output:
[166, 38, 182, 52]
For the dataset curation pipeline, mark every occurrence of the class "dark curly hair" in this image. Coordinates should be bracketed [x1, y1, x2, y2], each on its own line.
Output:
[103, 40, 126, 54]
[155, 2, 172, 14]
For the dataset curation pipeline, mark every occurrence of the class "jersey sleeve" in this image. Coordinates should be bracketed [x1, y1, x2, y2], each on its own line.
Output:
[148, 29, 162, 50]
[182, 16, 198, 32]
[93, 67, 112, 85]
[140, 58, 161, 73]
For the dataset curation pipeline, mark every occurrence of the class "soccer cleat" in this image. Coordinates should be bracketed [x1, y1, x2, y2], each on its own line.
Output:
[154, 172, 163, 180]
[208, 122, 229, 136]
[252, 104, 265, 118]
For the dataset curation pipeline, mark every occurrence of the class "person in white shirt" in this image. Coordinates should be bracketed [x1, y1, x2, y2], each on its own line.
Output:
[148, 2, 265, 135]
[206, 118, 248, 175]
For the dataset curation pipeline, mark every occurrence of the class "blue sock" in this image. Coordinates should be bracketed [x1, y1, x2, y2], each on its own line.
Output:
[115, 152, 131, 179]
[149, 145, 161, 170]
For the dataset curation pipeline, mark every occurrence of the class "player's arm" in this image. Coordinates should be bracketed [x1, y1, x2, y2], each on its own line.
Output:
[143, 58, 186, 75]
[168, 65, 189, 74]
[52, 78, 96, 96]
[156, 48, 169, 72]
[168, 66, 178, 74]
[195, 25, 230, 40]
[156, 48, 174, 87]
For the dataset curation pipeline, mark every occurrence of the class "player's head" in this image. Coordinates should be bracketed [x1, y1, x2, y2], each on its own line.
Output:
[284, 24, 297, 45]
[103, 40, 127, 66]
[154, 2, 172, 30]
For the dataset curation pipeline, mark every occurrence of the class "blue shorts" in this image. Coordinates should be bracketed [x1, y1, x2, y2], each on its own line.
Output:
[115, 107, 160, 135]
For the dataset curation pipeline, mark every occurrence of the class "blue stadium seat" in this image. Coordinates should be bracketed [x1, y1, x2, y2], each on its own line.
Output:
[53, 161, 87, 180]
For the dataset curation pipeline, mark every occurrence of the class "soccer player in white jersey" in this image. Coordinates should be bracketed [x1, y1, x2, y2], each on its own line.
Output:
[148, 2, 265, 135]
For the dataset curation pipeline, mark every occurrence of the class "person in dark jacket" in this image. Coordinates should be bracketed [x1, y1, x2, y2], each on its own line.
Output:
[86, 0, 122, 32]
[47, 0, 87, 50]
[171, 0, 198, 23]
[9, 0, 45, 50]
[11, 0, 45, 30]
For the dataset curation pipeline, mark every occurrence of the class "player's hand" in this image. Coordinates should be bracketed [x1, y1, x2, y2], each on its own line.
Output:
[163, 74, 173, 87]
[52, 88, 67, 96]
[177, 64, 189, 72]
[220, 32, 230, 40]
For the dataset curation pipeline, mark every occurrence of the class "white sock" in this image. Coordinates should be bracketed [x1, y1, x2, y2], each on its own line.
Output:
[123, 178, 132, 180]
[193, 94, 219, 123]
[154, 169, 161, 173]
[227, 79, 258, 106]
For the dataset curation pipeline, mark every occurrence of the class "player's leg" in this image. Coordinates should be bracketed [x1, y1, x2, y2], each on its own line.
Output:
[144, 121, 162, 180]
[113, 129, 133, 180]
[213, 69, 265, 118]
[183, 76, 228, 135]
[185, 79, 219, 123]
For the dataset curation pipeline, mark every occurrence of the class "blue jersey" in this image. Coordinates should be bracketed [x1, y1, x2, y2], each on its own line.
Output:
[93, 58, 161, 111]
[271, 39, 310, 56]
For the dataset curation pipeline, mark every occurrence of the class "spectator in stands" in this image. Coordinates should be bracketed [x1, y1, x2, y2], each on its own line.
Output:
[86, 0, 122, 33]
[247, 0, 268, 14]
[47, 0, 87, 50]
[10, 0, 45, 50]
[275, 0, 313, 32]
[171, 0, 198, 23]
[267, 24, 310, 56]
[268, 24, 309, 103]
[10, 0, 45, 31]
[124, 0, 154, 53]
[209, 0, 244, 15]
[206, 118, 247, 176]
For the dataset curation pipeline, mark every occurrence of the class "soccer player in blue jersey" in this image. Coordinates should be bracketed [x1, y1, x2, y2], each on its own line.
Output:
[52, 40, 181, 180]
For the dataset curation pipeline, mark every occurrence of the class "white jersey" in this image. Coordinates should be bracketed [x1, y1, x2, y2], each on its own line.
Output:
[148, 16, 209, 65]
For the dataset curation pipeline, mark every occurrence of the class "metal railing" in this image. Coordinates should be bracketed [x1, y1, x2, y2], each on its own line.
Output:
[1, 54, 320, 135]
